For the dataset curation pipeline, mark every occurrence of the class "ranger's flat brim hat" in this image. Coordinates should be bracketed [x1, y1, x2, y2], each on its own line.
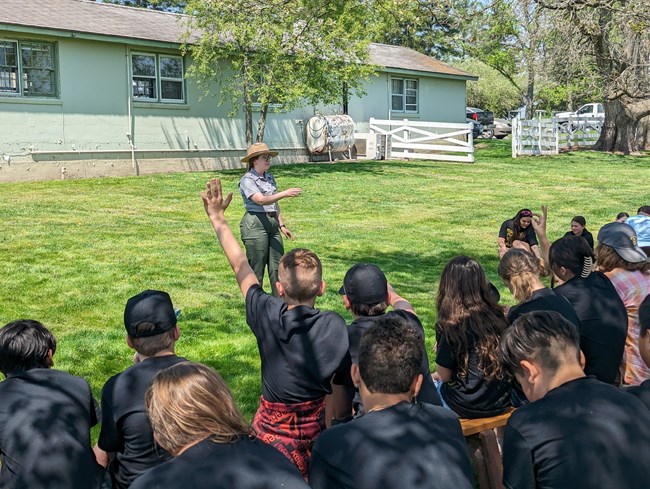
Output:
[241, 142, 278, 163]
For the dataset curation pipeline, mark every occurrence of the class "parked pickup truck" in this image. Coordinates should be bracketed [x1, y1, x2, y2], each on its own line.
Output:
[555, 103, 604, 119]
[466, 107, 495, 137]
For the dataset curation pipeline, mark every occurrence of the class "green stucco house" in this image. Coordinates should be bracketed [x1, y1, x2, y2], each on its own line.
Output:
[0, 0, 476, 182]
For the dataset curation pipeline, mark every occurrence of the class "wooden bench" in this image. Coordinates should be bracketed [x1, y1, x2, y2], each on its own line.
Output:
[460, 408, 514, 489]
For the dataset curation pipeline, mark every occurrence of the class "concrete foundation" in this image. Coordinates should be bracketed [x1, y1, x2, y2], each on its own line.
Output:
[0, 148, 312, 183]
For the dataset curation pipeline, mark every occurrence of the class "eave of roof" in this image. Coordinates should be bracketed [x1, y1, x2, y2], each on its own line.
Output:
[0, 0, 476, 80]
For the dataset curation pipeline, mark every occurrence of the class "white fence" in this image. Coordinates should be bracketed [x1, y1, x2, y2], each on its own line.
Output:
[368, 118, 475, 163]
[512, 116, 603, 157]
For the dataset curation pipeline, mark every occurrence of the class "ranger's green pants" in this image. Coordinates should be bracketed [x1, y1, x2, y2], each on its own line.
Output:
[240, 211, 284, 296]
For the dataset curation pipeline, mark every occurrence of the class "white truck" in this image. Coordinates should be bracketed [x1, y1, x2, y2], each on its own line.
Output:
[555, 103, 604, 119]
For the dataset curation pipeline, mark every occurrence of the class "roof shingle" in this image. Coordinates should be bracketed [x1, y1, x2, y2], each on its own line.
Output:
[0, 0, 474, 79]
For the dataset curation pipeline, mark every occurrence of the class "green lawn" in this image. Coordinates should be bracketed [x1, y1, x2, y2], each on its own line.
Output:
[1, 140, 648, 424]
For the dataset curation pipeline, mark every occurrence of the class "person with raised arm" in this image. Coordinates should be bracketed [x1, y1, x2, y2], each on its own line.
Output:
[201, 178, 348, 478]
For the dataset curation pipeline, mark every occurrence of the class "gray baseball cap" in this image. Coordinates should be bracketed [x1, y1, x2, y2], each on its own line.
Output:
[597, 222, 647, 263]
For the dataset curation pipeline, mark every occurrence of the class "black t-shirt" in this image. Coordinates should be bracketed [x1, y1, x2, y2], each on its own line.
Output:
[246, 284, 349, 403]
[436, 328, 511, 419]
[346, 310, 442, 414]
[0, 368, 105, 489]
[627, 380, 650, 411]
[98, 354, 187, 489]
[507, 288, 581, 328]
[499, 219, 538, 247]
[562, 229, 594, 249]
[502, 376, 650, 489]
[309, 401, 474, 489]
[129, 436, 309, 489]
[554, 272, 627, 384]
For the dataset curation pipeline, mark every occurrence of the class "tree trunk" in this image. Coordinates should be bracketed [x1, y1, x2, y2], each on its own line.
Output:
[242, 55, 253, 146]
[637, 116, 650, 151]
[595, 99, 636, 154]
[256, 104, 268, 142]
[524, 55, 535, 119]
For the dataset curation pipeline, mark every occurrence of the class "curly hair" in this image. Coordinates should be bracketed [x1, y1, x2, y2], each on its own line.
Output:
[436, 256, 507, 381]
[358, 315, 423, 394]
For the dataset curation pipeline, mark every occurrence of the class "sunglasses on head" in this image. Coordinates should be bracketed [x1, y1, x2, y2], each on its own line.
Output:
[520, 211, 533, 218]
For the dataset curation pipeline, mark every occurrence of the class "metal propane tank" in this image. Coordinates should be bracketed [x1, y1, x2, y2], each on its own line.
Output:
[305, 114, 355, 160]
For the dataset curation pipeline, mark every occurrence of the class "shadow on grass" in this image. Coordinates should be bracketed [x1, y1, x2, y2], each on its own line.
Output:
[269, 159, 464, 180]
[324, 245, 503, 294]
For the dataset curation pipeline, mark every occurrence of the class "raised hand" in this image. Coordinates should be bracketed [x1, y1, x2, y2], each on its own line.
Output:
[201, 178, 233, 220]
[532, 205, 548, 235]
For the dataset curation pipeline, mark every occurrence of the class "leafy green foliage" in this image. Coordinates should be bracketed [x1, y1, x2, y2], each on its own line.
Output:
[457, 58, 522, 116]
[183, 0, 379, 144]
[373, 0, 475, 60]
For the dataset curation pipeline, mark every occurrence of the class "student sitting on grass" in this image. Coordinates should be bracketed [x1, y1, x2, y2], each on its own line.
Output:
[498, 208, 541, 259]
[0, 320, 106, 489]
[625, 205, 650, 255]
[201, 178, 349, 478]
[309, 315, 473, 489]
[96, 290, 187, 489]
[549, 236, 627, 384]
[498, 248, 580, 405]
[498, 248, 580, 328]
[499, 311, 650, 489]
[596, 221, 650, 385]
[338, 262, 441, 417]
[129, 362, 309, 489]
[628, 295, 650, 409]
[563, 215, 594, 249]
[433, 256, 512, 419]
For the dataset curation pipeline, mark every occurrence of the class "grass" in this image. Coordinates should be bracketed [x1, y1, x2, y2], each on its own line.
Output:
[1, 140, 648, 430]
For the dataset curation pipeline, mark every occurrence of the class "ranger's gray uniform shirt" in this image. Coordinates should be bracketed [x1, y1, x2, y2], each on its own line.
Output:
[239, 169, 278, 213]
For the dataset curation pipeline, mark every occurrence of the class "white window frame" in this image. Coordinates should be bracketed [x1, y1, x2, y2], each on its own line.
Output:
[390, 77, 418, 114]
[0, 39, 58, 98]
[131, 52, 185, 104]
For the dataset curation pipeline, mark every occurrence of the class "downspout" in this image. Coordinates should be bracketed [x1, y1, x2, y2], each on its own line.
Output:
[387, 74, 391, 121]
[125, 45, 138, 175]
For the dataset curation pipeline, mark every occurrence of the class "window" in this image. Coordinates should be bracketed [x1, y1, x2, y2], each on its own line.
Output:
[132, 53, 184, 103]
[391, 77, 418, 113]
[0, 40, 57, 97]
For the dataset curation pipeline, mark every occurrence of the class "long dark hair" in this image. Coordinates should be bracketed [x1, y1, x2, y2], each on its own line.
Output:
[436, 256, 507, 381]
[512, 208, 533, 235]
[549, 235, 595, 279]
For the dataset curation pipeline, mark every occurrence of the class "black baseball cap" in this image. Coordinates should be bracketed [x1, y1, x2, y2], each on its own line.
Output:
[124, 290, 177, 338]
[339, 263, 388, 305]
[597, 222, 647, 264]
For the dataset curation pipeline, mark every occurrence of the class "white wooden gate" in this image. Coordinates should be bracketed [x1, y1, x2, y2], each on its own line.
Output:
[369, 118, 474, 163]
[511, 117, 558, 157]
[512, 116, 603, 157]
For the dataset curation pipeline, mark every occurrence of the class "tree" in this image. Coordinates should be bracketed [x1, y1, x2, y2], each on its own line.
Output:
[374, 0, 475, 60]
[456, 58, 523, 116]
[96, 0, 184, 11]
[539, 0, 650, 153]
[183, 0, 379, 145]
[469, 0, 553, 119]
